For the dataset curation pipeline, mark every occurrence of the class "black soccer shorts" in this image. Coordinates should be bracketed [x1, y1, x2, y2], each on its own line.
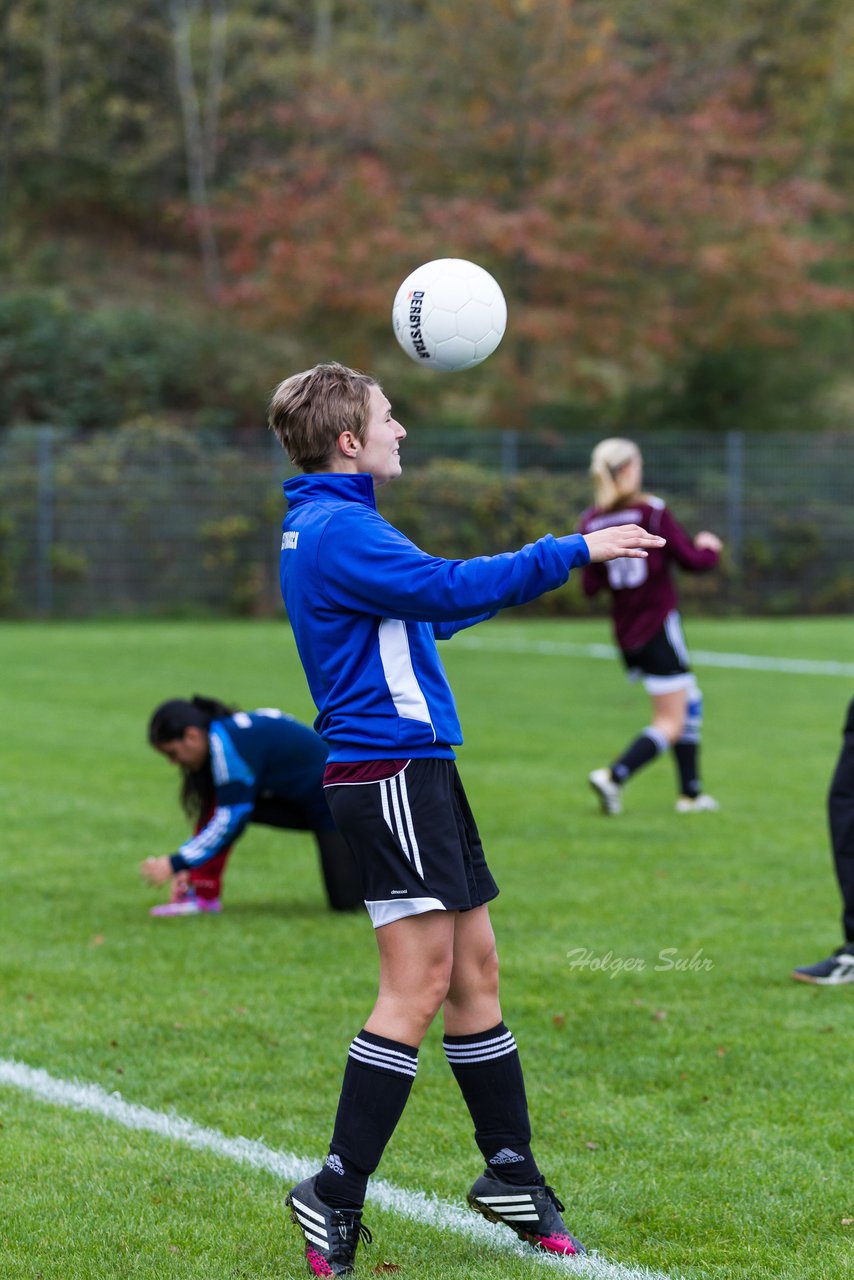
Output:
[324, 758, 499, 929]
[621, 610, 695, 694]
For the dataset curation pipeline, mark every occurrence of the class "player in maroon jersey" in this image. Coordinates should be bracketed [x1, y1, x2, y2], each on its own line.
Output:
[577, 438, 722, 815]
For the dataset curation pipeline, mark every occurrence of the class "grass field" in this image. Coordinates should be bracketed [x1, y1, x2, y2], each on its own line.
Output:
[1, 617, 852, 1280]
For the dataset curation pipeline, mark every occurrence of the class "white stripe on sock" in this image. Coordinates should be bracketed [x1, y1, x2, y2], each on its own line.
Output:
[348, 1046, 417, 1078]
[444, 1032, 516, 1063]
[351, 1036, 417, 1066]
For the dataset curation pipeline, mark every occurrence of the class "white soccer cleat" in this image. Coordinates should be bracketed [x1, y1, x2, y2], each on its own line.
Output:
[588, 768, 622, 816]
[675, 794, 720, 813]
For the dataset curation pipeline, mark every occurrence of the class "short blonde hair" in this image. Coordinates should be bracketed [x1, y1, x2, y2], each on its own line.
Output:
[268, 362, 377, 471]
[590, 437, 641, 511]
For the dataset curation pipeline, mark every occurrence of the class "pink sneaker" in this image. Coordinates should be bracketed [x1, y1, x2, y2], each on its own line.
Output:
[149, 891, 222, 918]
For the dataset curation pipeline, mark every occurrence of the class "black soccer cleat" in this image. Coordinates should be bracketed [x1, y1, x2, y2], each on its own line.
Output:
[286, 1175, 372, 1276]
[467, 1169, 586, 1256]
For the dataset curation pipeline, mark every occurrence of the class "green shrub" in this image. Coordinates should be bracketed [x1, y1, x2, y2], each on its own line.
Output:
[0, 288, 276, 430]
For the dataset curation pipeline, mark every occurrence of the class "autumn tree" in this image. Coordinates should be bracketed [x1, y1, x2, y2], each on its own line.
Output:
[218, 0, 852, 424]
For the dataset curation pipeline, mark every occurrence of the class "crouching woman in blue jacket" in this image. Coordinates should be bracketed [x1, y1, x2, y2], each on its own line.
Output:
[140, 695, 363, 916]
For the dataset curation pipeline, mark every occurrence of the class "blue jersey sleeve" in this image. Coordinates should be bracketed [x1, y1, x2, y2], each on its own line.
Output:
[170, 802, 255, 870]
[432, 612, 497, 640]
[317, 510, 589, 623]
[168, 723, 257, 871]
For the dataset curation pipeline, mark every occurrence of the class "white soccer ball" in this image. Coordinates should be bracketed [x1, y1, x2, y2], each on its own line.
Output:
[392, 258, 507, 372]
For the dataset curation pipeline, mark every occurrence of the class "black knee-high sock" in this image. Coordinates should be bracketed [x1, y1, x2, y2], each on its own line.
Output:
[315, 1029, 418, 1209]
[443, 1022, 541, 1186]
[611, 726, 669, 784]
[673, 739, 701, 798]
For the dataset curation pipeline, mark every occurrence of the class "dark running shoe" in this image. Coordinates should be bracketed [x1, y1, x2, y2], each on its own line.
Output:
[286, 1176, 372, 1276]
[791, 947, 854, 986]
[467, 1169, 586, 1256]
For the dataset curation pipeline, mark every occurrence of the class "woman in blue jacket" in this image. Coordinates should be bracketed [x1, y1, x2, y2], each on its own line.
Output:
[264, 361, 664, 1274]
[140, 694, 363, 916]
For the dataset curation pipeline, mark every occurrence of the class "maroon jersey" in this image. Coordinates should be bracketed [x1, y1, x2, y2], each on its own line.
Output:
[577, 497, 719, 652]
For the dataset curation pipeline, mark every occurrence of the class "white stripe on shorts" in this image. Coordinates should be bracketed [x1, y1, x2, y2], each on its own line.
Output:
[365, 896, 447, 929]
[643, 672, 695, 695]
[396, 771, 424, 879]
[377, 771, 425, 880]
[664, 610, 689, 666]
[385, 777, 411, 864]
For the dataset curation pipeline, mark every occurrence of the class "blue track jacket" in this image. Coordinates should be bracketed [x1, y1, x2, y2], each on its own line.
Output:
[280, 472, 590, 761]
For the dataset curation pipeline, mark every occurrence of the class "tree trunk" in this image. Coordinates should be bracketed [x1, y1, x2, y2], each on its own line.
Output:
[169, 0, 222, 296]
[203, 0, 228, 181]
[44, 0, 63, 153]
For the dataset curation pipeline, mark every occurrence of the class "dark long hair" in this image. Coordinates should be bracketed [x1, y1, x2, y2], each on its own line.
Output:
[148, 694, 236, 820]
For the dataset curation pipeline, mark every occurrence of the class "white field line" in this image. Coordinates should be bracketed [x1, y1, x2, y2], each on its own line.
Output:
[0, 1056, 681, 1280]
[453, 635, 854, 679]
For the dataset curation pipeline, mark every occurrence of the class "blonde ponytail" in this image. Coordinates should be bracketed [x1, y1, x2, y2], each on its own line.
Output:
[590, 438, 641, 512]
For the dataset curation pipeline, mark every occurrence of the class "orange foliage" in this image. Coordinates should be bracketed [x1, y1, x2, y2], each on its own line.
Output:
[216, 1, 851, 408]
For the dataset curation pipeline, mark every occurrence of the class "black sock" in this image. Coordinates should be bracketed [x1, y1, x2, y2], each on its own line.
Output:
[443, 1022, 542, 1186]
[315, 1029, 418, 1209]
[673, 739, 701, 797]
[611, 727, 668, 784]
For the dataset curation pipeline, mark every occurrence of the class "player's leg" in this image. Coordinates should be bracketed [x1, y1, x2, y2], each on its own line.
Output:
[287, 761, 463, 1272]
[589, 689, 675, 815]
[615, 684, 683, 783]
[443, 904, 535, 1177]
[150, 806, 227, 917]
[288, 910, 453, 1273]
[793, 698, 854, 983]
[590, 617, 710, 815]
[437, 770, 584, 1256]
[445, 905, 585, 1255]
[671, 678, 718, 811]
[828, 699, 854, 946]
[317, 909, 454, 1205]
[252, 796, 361, 911]
[188, 846, 231, 901]
[313, 828, 365, 912]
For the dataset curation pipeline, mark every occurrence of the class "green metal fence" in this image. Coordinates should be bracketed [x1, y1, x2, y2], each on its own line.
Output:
[2, 424, 853, 618]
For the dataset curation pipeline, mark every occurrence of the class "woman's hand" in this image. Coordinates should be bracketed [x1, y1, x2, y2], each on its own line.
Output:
[583, 524, 666, 563]
[140, 856, 174, 886]
[694, 530, 723, 553]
